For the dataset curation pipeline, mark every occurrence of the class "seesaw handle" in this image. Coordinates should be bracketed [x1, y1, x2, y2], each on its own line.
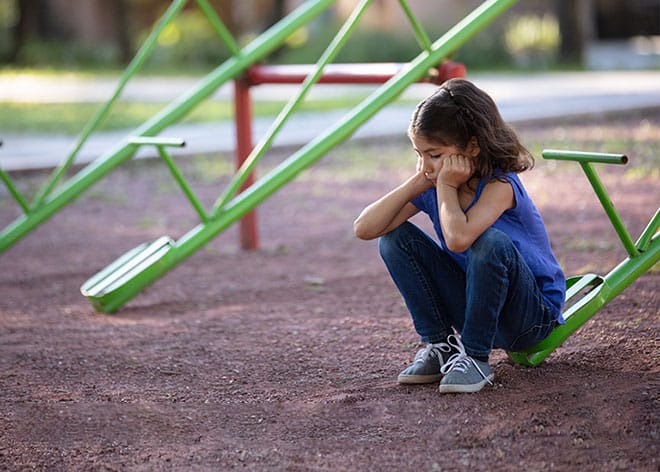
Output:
[543, 148, 638, 257]
[542, 149, 628, 165]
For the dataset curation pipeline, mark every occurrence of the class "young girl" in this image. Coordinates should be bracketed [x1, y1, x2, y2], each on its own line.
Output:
[353, 78, 565, 393]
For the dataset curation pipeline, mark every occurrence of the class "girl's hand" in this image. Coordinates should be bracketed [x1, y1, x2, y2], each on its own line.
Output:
[437, 154, 473, 189]
[413, 156, 434, 193]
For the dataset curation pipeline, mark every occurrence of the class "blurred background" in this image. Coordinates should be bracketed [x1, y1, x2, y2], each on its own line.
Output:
[1, 0, 659, 72]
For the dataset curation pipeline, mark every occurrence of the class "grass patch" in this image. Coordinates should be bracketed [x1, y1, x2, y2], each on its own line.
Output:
[516, 110, 660, 176]
[0, 97, 380, 135]
[296, 139, 412, 184]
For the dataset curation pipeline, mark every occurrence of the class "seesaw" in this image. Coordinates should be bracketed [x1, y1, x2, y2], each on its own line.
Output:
[508, 149, 659, 366]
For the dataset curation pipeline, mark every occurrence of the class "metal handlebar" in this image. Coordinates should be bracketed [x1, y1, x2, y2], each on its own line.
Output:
[542, 149, 628, 165]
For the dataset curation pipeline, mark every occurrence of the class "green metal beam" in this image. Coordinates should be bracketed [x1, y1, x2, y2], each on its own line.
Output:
[195, 0, 241, 55]
[0, 170, 29, 214]
[398, 0, 432, 52]
[0, 0, 335, 253]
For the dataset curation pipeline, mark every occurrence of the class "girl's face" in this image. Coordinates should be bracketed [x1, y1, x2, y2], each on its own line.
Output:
[410, 134, 466, 184]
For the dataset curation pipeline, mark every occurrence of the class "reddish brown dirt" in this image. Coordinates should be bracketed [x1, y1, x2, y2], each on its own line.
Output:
[0, 126, 658, 470]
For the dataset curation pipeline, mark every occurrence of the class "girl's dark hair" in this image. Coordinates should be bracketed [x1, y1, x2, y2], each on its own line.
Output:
[408, 78, 534, 178]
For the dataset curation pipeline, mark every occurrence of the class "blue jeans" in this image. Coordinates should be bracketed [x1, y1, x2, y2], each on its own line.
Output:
[378, 222, 556, 360]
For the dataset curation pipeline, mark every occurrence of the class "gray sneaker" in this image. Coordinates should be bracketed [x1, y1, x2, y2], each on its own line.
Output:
[438, 338, 494, 393]
[397, 341, 452, 384]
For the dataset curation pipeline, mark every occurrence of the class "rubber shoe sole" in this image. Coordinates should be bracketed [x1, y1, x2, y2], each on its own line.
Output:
[438, 373, 494, 393]
[397, 372, 443, 384]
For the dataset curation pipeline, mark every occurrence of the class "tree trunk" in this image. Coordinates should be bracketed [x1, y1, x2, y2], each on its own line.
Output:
[555, 0, 586, 65]
[268, 0, 286, 28]
[9, 0, 47, 62]
[114, 0, 133, 64]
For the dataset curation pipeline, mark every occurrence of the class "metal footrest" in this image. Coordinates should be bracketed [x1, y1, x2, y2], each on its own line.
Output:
[564, 273, 603, 307]
[81, 236, 175, 313]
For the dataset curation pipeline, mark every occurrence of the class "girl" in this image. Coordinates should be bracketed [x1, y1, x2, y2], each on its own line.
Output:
[353, 78, 565, 393]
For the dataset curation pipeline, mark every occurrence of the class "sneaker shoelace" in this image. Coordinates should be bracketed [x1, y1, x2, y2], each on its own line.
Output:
[440, 335, 493, 385]
[413, 341, 451, 364]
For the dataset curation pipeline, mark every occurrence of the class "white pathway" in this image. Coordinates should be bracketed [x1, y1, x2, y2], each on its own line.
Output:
[1, 71, 660, 171]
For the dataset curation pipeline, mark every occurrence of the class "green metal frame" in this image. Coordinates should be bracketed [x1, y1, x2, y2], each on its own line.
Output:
[508, 149, 660, 366]
[0, 0, 336, 252]
[1, 0, 519, 313]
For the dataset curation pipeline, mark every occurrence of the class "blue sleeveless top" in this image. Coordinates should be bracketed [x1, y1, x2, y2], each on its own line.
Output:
[411, 172, 566, 322]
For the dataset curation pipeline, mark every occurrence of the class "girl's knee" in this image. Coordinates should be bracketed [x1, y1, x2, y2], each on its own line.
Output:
[378, 225, 404, 259]
[470, 228, 514, 262]
[378, 222, 417, 260]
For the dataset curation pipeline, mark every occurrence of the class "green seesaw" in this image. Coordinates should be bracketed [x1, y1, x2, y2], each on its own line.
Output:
[508, 149, 659, 366]
[0, 0, 519, 312]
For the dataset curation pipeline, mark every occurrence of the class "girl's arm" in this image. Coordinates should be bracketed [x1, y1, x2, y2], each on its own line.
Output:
[437, 155, 514, 252]
[353, 171, 430, 240]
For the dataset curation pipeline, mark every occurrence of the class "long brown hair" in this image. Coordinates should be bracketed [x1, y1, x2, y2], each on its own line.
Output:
[408, 78, 533, 179]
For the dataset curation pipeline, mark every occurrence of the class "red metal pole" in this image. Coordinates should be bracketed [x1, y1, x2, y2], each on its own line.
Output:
[231, 61, 465, 251]
[245, 61, 466, 85]
[233, 78, 259, 250]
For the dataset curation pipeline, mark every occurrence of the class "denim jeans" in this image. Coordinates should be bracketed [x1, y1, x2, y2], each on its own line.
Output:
[378, 222, 556, 360]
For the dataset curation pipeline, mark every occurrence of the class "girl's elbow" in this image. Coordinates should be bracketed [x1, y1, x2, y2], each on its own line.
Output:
[353, 219, 375, 240]
[444, 235, 471, 253]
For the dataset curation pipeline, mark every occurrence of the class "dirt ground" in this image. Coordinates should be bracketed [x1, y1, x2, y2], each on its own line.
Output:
[1, 114, 658, 471]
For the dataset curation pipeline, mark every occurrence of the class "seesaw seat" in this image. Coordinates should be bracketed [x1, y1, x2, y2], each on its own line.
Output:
[81, 236, 174, 313]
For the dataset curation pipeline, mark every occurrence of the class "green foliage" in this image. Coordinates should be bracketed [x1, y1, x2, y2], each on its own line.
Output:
[0, 0, 18, 61]
[452, 23, 513, 70]
[0, 95, 373, 134]
[270, 21, 422, 65]
[334, 28, 421, 63]
[451, 14, 561, 71]
[140, 9, 232, 70]
[0, 1, 17, 25]
[504, 14, 560, 69]
[0, 2, 568, 73]
[505, 14, 560, 55]
[271, 17, 537, 71]
[17, 41, 122, 69]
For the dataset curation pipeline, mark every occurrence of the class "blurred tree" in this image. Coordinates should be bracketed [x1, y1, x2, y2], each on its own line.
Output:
[3, 0, 309, 66]
[7, 0, 134, 65]
[268, 0, 286, 27]
[595, 0, 660, 38]
[9, 0, 47, 62]
[554, 0, 587, 65]
[114, 0, 133, 64]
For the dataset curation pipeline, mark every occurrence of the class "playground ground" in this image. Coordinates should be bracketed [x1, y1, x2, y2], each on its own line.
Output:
[1, 109, 658, 470]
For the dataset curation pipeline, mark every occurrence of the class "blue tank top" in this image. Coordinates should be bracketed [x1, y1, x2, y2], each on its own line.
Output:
[411, 172, 566, 322]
